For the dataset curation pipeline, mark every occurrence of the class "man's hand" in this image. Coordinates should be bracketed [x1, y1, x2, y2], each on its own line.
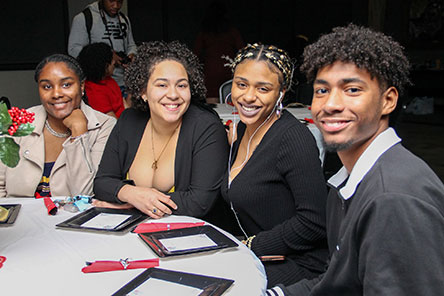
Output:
[112, 51, 123, 66]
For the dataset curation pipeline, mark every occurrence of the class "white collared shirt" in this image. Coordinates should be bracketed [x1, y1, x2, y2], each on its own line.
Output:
[327, 128, 401, 200]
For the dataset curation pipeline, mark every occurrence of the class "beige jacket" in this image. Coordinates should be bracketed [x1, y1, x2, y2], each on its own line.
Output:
[0, 102, 116, 197]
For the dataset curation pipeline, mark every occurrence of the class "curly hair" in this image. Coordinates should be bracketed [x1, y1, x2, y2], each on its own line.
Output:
[125, 40, 211, 113]
[300, 24, 411, 96]
[228, 43, 294, 91]
[77, 43, 113, 83]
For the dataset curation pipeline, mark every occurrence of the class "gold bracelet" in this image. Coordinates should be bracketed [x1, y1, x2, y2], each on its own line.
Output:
[245, 235, 256, 249]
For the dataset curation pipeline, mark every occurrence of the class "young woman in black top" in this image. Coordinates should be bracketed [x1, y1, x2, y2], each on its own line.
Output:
[93, 41, 228, 219]
[222, 43, 328, 287]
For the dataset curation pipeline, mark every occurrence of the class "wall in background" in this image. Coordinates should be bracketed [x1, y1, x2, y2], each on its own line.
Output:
[0, 0, 418, 108]
[0, 1, 69, 70]
[128, 0, 368, 49]
[0, 0, 68, 108]
[0, 0, 129, 108]
[0, 71, 39, 108]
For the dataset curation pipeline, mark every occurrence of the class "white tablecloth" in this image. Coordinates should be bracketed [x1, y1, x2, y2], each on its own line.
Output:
[0, 198, 267, 295]
[215, 104, 325, 164]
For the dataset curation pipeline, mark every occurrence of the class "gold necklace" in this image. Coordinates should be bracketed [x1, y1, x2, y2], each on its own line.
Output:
[150, 121, 180, 170]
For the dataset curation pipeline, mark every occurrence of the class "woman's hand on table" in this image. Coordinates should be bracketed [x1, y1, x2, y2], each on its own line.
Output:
[92, 199, 134, 210]
[117, 185, 178, 219]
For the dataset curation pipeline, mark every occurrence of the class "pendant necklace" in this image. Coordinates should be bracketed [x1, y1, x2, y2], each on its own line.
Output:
[45, 119, 71, 138]
[150, 121, 180, 170]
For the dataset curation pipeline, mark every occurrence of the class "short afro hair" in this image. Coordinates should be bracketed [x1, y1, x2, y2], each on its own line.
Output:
[125, 40, 208, 112]
[78, 42, 113, 83]
[301, 24, 411, 96]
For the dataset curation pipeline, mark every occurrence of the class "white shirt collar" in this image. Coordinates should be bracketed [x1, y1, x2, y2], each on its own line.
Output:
[327, 128, 401, 200]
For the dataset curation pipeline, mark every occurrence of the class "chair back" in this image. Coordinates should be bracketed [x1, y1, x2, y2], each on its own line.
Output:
[218, 79, 233, 104]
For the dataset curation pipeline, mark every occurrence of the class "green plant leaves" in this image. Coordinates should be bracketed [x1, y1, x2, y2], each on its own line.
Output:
[0, 103, 12, 134]
[0, 102, 35, 167]
[0, 137, 20, 168]
[13, 123, 34, 137]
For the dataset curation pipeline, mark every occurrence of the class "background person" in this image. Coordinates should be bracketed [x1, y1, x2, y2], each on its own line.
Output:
[222, 43, 328, 288]
[0, 54, 116, 198]
[193, 0, 244, 104]
[93, 41, 229, 220]
[68, 0, 136, 102]
[78, 42, 125, 118]
[267, 24, 444, 296]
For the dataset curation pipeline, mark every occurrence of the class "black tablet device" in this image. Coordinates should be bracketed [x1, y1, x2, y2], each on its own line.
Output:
[112, 267, 234, 296]
[138, 225, 238, 257]
[56, 207, 147, 233]
[0, 204, 21, 227]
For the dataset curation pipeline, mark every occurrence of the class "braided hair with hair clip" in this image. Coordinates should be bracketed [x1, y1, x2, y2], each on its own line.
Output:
[226, 43, 294, 91]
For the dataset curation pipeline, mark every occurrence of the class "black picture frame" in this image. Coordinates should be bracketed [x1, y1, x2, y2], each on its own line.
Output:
[112, 267, 234, 296]
[56, 207, 147, 233]
[0, 204, 21, 226]
[138, 225, 238, 257]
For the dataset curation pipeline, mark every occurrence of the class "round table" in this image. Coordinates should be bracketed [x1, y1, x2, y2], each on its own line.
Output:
[0, 197, 267, 295]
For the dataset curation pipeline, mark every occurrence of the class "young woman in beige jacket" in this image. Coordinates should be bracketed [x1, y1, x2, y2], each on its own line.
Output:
[0, 54, 116, 198]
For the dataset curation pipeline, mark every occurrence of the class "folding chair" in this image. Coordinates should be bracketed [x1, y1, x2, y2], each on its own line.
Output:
[218, 79, 233, 104]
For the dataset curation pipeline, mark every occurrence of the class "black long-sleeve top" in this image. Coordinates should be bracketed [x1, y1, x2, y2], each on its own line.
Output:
[94, 105, 229, 217]
[221, 111, 328, 279]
